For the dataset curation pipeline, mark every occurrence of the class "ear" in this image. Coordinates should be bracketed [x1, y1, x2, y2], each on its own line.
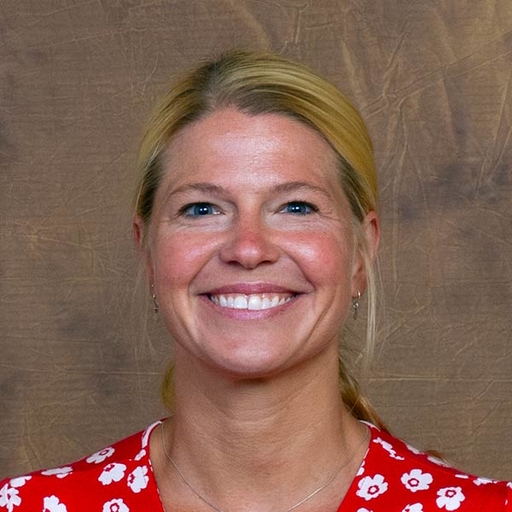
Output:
[351, 210, 380, 297]
[133, 214, 155, 282]
[133, 214, 144, 249]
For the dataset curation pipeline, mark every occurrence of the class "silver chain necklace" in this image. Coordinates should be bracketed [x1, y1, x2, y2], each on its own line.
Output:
[160, 421, 369, 512]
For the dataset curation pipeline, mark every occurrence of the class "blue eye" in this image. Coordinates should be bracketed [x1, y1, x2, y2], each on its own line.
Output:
[182, 203, 219, 217]
[281, 201, 317, 215]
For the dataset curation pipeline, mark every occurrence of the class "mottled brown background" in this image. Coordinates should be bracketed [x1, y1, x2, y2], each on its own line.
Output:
[1, 0, 511, 480]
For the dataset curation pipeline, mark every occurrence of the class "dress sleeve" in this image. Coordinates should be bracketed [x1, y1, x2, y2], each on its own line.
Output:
[505, 484, 512, 511]
[0, 475, 42, 511]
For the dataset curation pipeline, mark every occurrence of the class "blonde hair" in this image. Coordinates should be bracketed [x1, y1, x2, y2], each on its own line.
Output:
[135, 50, 386, 430]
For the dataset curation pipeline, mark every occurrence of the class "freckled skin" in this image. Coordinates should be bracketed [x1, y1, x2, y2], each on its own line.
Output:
[141, 109, 373, 380]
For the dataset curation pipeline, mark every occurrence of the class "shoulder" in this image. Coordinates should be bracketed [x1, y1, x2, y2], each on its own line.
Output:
[350, 423, 512, 511]
[0, 421, 163, 512]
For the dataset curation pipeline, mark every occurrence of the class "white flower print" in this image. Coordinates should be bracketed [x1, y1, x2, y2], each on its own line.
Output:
[41, 467, 73, 479]
[86, 446, 115, 464]
[402, 505, 423, 512]
[0, 484, 21, 512]
[0, 477, 31, 512]
[454, 474, 469, 479]
[127, 465, 149, 493]
[427, 455, 450, 468]
[357, 460, 366, 477]
[507, 481, 512, 490]
[8, 477, 31, 488]
[98, 463, 127, 485]
[134, 449, 146, 461]
[356, 508, 373, 512]
[356, 474, 388, 501]
[43, 495, 67, 512]
[373, 437, 405, 461]
[406, 443, 422, 455]
[436, 487, 465, 511]
[102, 498, 130, 512]
[401, 469, 433, 493]
[473, 477, 494, 486]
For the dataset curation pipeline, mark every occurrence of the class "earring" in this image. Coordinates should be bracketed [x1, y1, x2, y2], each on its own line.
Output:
[352, 291, 361, 320]
[151, 284, 159, 314]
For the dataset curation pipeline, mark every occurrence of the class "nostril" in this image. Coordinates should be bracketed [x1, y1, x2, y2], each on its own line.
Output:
[219, 227, 279, 269]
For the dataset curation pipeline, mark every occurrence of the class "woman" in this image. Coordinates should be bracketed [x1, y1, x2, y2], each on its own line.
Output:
[1, 50, 510, 512]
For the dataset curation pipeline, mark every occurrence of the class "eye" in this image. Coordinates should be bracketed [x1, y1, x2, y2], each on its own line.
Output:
[180, 202, 220, 217]
[280, 201, 318, 215]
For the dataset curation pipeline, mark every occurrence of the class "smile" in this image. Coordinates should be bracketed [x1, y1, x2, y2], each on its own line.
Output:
[209, 293, 295, 310]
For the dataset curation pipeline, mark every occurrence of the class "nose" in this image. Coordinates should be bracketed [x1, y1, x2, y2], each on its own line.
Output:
[219, 213, 280, 269]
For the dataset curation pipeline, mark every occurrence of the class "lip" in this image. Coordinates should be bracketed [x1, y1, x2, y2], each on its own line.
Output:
[205, 283, 300, 295]
[198, 282, 304, 318]
[209, 293, 295, 310]
[200, 293, 299, 319]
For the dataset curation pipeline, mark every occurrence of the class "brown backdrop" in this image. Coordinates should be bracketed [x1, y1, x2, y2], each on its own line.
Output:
[1, 0, 511, 480]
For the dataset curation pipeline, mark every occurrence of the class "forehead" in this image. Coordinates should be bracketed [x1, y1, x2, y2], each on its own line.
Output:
[160, 108, 341, 193]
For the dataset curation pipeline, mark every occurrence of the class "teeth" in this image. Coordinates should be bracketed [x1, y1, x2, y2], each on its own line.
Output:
[210, 293, 293, 311]
[233, 296, 247, 309]
[248, 295, 261, 310]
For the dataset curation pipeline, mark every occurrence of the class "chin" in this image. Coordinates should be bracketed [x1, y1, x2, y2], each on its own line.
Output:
[201, 347, 298, 381]
[205, 342, 333, 383]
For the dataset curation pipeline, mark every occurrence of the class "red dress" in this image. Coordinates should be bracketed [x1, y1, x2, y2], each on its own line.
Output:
[1, 420, 510, 512]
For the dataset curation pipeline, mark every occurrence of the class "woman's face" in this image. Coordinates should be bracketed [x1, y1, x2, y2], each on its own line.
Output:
[139, 108, 378, 379]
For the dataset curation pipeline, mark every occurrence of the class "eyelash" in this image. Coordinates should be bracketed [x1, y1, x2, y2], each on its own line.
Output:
[279, 201, 318, 215]
[179, 202, 221, 218]
[177, 200, 319, 218]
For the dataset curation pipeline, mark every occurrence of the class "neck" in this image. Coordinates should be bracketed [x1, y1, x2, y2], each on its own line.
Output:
[153, 344, 368, 512]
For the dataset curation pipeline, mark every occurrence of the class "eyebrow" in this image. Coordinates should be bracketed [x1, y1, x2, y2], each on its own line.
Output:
[271, 181, 333, 199]
[168, 182, 226, 197]
[168, 181, 333, 199]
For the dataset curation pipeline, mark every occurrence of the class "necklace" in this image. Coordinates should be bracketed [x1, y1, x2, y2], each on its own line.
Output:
[160, 421, 369, 512]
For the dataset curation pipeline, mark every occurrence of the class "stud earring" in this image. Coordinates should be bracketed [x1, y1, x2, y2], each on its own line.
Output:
[352, 291, 361, 320]
[151, 284, 159, 314]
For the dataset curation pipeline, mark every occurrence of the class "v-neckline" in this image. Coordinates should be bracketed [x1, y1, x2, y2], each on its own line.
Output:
[146, 419, 376, 512]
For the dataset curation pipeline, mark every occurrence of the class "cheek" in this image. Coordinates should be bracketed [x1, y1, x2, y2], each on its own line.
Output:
[152, 232, 218, 287]
[285, 231, 355, 286]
